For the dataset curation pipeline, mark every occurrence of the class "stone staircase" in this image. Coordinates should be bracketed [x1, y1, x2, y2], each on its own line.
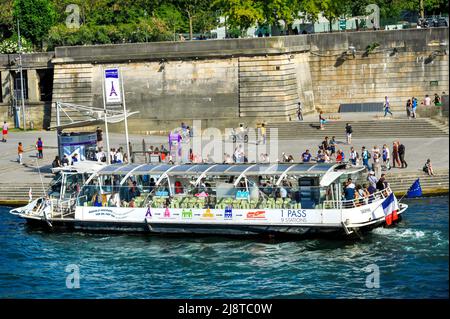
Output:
[387, 170, 449, 195]
[266, 118, 448, 140]
[0, 183, 48, 204]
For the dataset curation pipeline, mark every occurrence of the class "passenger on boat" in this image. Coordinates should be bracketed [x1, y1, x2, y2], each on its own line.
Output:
[129, 181, 141, 199]
[376, 174, 389, 191]
[344, 178, 356, 208]
[279, 182, 288, 198]
[108, 192, 121, 207]
[175, 181, 184, 194]
[91, 192, 102, 207]
[355, 185, 368, 206]
[149, 178, 156, 192]
[62, 155, 70, 166]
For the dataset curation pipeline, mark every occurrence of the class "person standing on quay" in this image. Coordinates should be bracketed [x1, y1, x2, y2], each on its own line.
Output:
[361, 146, 370, 170]
[2, 121, 8, 142]
[372, 145, 382, 178]
[36, 137, 43, 159]
[297, 102, 303, 121]
[260, 123, 266, 145]
[398, 141, 407, 168]
[96, 126, 103, 149]
[382, 144, 390, 170]
[392, 141, 401, 168]
[345, 123, 353, 144]
[349, 147, 357, 165]
[319, 111, 327, 130]
[17, 142, 24, 165]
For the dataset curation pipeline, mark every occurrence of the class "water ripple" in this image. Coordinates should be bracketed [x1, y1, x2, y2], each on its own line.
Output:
[0, 197, 448, 299]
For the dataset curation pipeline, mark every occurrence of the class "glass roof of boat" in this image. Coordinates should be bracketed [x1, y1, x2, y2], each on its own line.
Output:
[97, 163, 337, 176]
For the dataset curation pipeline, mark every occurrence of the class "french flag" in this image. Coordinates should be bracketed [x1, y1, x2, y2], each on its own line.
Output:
[382, 193, 399, 226]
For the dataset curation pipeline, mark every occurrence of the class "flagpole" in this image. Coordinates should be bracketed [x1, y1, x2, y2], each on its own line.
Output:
[102, 69, 111, 164]
[120, 68, 130, 162]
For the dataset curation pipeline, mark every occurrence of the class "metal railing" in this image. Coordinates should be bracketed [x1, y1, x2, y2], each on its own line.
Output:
[323, 186, 391, 210]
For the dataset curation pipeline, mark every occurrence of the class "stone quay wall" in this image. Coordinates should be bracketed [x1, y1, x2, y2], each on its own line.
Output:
[0, 27, 448, 132]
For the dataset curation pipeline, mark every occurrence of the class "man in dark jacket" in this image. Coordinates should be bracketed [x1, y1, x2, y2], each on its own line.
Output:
[398, 142, 407, 168]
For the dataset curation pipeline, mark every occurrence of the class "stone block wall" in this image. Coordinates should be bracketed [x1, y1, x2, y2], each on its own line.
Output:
[308, 28, 449, 113]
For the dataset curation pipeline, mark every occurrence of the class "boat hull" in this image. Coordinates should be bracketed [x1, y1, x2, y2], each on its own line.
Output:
[19, 213, 403, 239]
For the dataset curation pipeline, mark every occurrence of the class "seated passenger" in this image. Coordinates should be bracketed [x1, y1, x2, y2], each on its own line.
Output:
[129, 181, 141, 199]
[108, 192, 121, 207]
[344, 179, 356, 207]
[175, 181, 184, 194]
[91, 191, 102, 207]
[149, 178, 156, 192]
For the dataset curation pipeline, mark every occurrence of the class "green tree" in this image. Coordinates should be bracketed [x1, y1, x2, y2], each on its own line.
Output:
[258, 0, 301, 34]
[193, 8, 220, 36]
[299, 0, 322, 23]
[13, 0, 56, 48]
[155, 4, 186, 41]
[0, 0, 14, 40]
[214, 0, 263, 37]
[175, 0, 215, 40]
[318, 0, 349, 32]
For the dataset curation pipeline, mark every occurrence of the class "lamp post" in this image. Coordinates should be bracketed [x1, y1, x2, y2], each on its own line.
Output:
[17, 19, 26, 131]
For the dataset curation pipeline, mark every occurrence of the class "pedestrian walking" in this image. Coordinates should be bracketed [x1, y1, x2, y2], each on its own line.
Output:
[345, 123, 353, 144]
[2, 121, 8, 142]
[297, 102, 303, 121]
[398, 141, 407, 168]
[35, 137, 43, 159]
[17, 142, 24, 164]
[382, 144, 390, 170]
[434, 93, 441, 106]
[392, 141, 401, 168]
[422, 94, 431, 106]
[383, 96, 393, 117]
[411, 97, 417, 118]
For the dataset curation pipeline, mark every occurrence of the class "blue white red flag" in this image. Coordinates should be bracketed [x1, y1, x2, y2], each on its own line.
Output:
[382, 193, 399, 225]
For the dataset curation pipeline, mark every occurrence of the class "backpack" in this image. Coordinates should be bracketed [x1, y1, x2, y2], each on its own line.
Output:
[367, 151, 371, 159]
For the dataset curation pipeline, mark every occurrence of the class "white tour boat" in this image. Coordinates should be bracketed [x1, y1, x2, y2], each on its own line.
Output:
[10, 162, 407, 239]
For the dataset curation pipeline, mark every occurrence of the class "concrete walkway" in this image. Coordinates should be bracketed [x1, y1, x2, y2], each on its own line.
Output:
[0, 129, 447, 184]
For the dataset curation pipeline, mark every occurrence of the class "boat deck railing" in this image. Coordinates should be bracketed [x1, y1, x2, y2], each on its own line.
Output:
[323, 186, 392, 210]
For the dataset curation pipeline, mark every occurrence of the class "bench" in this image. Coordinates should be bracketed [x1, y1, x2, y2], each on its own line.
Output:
[339, 102, 384, 112]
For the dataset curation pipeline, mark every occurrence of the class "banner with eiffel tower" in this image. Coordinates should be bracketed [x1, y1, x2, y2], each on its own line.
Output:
[104, 68, 122, 104]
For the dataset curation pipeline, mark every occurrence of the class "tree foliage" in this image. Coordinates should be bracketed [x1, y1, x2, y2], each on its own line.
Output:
[0, 0, 447, 51]
[13, 0, 56, 48]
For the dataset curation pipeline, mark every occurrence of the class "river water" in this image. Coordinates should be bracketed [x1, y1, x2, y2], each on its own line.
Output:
[0, 197, 448, 299]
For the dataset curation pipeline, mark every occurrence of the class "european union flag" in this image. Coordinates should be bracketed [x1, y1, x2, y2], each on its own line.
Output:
[406, 178, 422, 198]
